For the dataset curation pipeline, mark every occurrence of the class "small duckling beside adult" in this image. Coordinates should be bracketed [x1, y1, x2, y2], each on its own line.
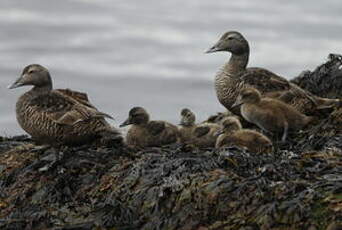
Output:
[216, 116, 273, 154]
[203, 110, 234, 124]
[8, 64, 122, 146]
[178, 108, 196, 144]
[120, 107, 179, 148]
[206, 30, 341, 115]
[232, 88, 314, 142]
[178, 108, 220, 148]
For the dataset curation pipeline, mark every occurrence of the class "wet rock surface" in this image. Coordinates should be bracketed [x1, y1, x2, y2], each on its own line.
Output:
[1, 55, 342, 230]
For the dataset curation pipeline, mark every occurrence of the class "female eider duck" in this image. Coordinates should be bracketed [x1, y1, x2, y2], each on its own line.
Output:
[120, 107, 179, 148]
[8, 64, 122, 146]
[216, 116, 273, 154]
[178, 108, 197, 144]
[233, 88, 314, 142]
[206, 31, 340, 115]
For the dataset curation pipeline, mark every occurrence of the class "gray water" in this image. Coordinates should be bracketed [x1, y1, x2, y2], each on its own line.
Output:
[1, 0, 342, 135]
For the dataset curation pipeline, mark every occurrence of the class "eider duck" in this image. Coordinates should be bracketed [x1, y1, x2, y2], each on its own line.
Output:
[178, 108, 196, 144]
[216, 116, 273, 154]
[192, 123, 220, 148]
[232, 88, 313, 142]
[8, 64, 122, 146]
[120, 107, 179, 148]
[206, 31, 340, 114]
[203, 110, 234, 124]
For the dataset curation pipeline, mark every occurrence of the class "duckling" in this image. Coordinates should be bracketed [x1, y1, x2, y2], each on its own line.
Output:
[206, 31, 340, 115]
[232, 88, 314, 142]
[120, 107, 179, 148]
[8, 64, 122, 146]
[192, 123, 220, 148]
[203, 110, 234, 124]
[216, 116, 273, 154]
[178, 108, 196, 144]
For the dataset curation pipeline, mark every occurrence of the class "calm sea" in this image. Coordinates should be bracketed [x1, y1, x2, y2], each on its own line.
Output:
[1, 0, 341, 135]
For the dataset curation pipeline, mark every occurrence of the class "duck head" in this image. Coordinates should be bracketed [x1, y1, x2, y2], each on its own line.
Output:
[232, 88, 261, 108]
[8, 64, 52, 90]
[120, 107, 150, 127]
[179, 108, 196, 126]
[206, 31, 249, 55]
[216, 116, 242, 136]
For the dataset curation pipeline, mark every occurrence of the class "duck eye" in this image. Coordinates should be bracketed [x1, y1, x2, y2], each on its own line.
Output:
[227, 36, 234, 40]
[28, 70, 35, 74]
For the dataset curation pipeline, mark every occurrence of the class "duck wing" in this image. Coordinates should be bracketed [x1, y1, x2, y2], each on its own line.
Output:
[29, 90, 113, 126]
[241, 67, 290, 93]
[56, 88, 95, 108]
[148, 121, 166, 136]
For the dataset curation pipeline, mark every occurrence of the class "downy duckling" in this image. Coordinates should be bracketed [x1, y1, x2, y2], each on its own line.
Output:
[8, 64, 122, 146]
[232, 88, 314, 142]
[216, 116, 273, 154]
[203, 110, 234, 124]
[120, 107, 179, 148]
[178, 108, 196, 144]
[192, 123, 220, 149]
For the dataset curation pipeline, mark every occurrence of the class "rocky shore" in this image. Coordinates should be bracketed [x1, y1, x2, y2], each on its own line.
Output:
[0, 55, 341, 230]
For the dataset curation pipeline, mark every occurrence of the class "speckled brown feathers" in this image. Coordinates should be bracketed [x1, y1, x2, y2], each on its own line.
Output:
[9, 64, 121, 145]
[206, 31, 339, 114]
[216, 116, 273, 154]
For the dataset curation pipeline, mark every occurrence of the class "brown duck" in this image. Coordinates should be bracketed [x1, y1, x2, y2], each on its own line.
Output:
[203, 110, 234, 124]
[232, 88, 313, 142]
[120, 107, 179, 148]
[216, 116, 273, 154]
[206, 31, 340, 115]
[192, 122, 220, 148]
[178, 108, 196, 144]
[8, 64, 122, 146]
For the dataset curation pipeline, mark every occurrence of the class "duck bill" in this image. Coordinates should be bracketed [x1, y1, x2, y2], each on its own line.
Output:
[205, 40, 224, 53]
[119, 118, 131, 127]
[8, 76, 25, 89]
[231, 97, 243, 108]
[205, 45, 221, 54]
[215, 129, 224, 136]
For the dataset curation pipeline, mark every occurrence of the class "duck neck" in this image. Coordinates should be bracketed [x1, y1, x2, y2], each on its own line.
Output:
[223, 52, 249, 76]
[31, 84, 52, 95]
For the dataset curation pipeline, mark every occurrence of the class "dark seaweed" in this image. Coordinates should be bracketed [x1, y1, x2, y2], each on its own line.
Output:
[0, 54, 341, 230]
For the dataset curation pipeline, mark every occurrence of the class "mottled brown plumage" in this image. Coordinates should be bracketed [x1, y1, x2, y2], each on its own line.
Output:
[216, 116, 273, 154]
[120, 107, 179, 148]
[206, 31, 340, 114]
[178, 108, 196, 144]
[8, 64, 122, 146]
[233, 88, 313, 141]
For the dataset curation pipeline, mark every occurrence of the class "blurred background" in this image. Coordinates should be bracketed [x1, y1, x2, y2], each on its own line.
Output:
[1, 0, 341, 135]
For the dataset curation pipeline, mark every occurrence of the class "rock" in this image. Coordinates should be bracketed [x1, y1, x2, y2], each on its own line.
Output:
[0, 55, 341, 229]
